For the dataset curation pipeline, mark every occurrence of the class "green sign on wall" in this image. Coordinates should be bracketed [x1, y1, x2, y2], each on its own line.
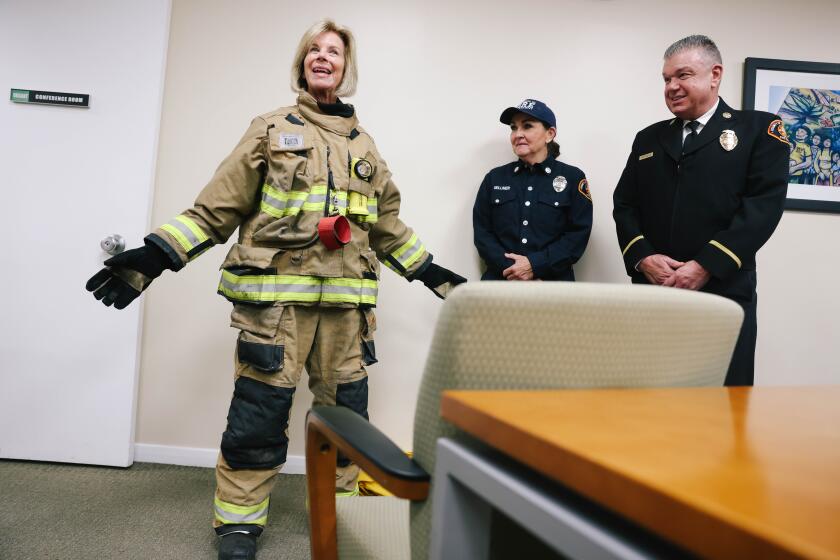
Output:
[10, 89, 90, 108]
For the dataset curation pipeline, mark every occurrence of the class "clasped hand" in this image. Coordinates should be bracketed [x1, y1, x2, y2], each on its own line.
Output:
[639, 254, 710, 291]
[502, 253, 534, 281]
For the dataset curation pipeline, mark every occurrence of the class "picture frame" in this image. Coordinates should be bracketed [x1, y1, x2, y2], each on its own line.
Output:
[743, 57, 840, 213]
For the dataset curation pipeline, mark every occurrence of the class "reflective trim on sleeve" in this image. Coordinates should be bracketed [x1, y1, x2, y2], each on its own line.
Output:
[390, 233, 426, 270]
[709, 240, 742, 268]
[214, 496, 269, 526]
[160, 215, 212, 259]
[621, 235, 645, 256]
[218, 271, 378, 306]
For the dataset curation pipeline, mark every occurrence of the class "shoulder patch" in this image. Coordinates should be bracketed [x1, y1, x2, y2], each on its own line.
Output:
[767, 119, 790, 145]
[578, 178, 592, 202]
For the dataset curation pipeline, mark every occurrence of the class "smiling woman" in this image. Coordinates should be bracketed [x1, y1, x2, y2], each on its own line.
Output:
[472, 98, 593, 282]
[85, 17, 466, 560]
[291, 20, 358, 103]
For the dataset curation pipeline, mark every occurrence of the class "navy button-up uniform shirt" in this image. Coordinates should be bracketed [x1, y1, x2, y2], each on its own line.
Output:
[473, 157, 593, 280]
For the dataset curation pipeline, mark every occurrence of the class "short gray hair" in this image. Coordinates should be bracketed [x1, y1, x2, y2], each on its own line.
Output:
[664, 35, 722, 65]
[290, 19, 358, 98]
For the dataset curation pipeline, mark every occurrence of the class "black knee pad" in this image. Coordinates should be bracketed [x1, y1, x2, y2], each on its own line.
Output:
[221, 376, 296, 469]
[335, 377, 369, 467]
[335, 377, 369, 420]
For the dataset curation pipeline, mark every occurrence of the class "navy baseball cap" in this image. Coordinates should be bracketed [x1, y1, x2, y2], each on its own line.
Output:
[500, 99, 556, 128]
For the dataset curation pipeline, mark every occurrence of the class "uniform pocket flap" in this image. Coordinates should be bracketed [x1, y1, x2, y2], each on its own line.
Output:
[538, 191, 570, 207]
[231, 303, 285, 338]
[220, 244, 278, 269]
[490, 188, 516, 204]
[269, 127, 312, 153]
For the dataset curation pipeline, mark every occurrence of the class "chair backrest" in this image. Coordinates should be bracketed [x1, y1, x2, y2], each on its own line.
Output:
[409, 281, 743, 559]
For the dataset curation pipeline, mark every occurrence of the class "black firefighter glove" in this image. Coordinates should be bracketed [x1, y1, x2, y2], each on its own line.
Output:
[416, 262, 467, 300]
[86, 240, 174, 309]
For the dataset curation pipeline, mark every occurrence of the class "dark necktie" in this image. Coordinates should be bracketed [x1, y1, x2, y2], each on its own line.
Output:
[682, 120, 700, 154]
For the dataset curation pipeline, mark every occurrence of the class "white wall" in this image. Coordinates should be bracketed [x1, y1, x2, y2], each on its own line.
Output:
[135, 0, 840, 467]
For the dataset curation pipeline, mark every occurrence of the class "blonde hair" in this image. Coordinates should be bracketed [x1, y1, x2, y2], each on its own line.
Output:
[290, 19, 358, 98]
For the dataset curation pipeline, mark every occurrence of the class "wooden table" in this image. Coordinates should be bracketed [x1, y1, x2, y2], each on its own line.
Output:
[440, 386, 840, 560]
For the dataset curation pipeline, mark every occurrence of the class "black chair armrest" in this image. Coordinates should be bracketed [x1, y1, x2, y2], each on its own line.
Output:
[307, 405, 430, 487]
[306, 405, 430, 560]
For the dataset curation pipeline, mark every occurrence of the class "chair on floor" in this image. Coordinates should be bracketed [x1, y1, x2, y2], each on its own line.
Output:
[305, 281, 743, 560]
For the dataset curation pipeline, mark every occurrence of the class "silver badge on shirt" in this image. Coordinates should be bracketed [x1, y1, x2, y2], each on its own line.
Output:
[719, 130, 738, 151]
[553, 176, 567, 192]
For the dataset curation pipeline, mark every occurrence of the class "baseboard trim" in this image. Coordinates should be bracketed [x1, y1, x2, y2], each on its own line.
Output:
[134, 443, 306, 474]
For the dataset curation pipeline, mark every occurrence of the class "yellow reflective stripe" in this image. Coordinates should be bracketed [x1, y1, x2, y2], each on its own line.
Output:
[622, 235, 644, 256]
[359, 198, 378, 223]
[320, 293, 377, 305]
[335, 485, 360, 497]
[218, 272, 378, 305]
[218, 271, 322, 303]
[261, 183, 310, 218]
[323, 278, 377, 287]
[263, 184, 310, 203]
[261, 203, 296, 218]
[214, 496, 270, 515]
[260, 201, 292, 218]
[214, 497, 269, 525]
[709, 240, 742, 268]
[321, 278, 378, 305]
[220, 272, 321, 284]
[160, 223, 191, 252]
[302, 201, 326, 212]
[159, 214, 211, 255]
[402, 243, 425, 269]
[391, 234, 427, 269]
[264, 184, 327, 198]
[392, 233, 419, 260]
[219, 289, 321, 303]
[261, 184, 352, 217]
[175, 215, 208, 244]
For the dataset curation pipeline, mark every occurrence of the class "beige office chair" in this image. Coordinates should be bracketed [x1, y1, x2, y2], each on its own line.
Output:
[305, 281, 743, 560]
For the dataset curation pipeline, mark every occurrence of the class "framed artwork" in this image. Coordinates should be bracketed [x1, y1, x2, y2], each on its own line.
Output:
[743, 57, 840, 213]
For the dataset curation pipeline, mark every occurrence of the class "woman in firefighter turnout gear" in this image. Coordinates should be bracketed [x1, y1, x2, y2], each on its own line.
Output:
[86, 19, 465, 560]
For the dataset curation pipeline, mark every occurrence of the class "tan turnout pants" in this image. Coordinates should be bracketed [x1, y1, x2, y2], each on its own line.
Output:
[213, 304, 376, 531]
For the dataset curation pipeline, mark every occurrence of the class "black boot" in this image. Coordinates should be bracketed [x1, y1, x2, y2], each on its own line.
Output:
[218, 531, 257, 560]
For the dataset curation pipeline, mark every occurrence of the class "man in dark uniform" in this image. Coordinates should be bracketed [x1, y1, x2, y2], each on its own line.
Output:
[474, 99, 593, 281]
[612, 35, 789, 386]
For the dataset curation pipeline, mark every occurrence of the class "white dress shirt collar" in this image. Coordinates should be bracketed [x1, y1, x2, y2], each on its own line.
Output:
[682, 97, 720, 139]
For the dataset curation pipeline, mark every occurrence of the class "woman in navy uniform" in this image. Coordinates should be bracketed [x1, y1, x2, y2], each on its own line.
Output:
[473, 99, 592, 281]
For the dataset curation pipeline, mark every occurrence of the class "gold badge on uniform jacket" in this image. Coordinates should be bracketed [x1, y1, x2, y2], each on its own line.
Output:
[719, 130, 738, 151]
[553, 176, 567, 192]
[353, 158, 373, 180]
